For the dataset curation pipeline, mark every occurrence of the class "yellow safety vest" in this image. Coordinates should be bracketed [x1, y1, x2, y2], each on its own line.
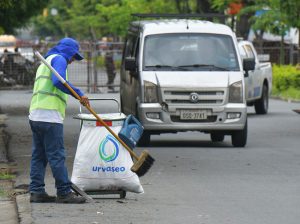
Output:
[29, 54, 69, 118]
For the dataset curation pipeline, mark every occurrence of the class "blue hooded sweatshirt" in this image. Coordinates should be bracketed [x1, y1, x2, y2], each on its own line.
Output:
[44, 38, 84, 97]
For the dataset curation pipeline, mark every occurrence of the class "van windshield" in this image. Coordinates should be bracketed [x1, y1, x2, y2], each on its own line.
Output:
[143, 33, 240, 71]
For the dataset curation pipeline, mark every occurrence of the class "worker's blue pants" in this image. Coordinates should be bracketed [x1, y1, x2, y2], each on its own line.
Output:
[29, 120, 71, 196]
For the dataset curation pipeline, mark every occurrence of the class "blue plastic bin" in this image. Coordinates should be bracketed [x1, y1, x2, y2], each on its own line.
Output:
[118, 115, 144, 149]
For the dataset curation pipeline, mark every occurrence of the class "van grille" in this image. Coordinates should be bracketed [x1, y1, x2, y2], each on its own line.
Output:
[163, 89, 225, 105]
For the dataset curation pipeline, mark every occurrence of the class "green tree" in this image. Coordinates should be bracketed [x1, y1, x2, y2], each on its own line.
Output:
[33, 0, 178, 39]
[240, 0, 290, 64]
[0, 0, 49, 34]
[213, 0, 299, 64]
[211, 0, 255, 39]
[96, 0, 177, 37]
[32, 0, 230, 39]
[280, 0, 300, 48]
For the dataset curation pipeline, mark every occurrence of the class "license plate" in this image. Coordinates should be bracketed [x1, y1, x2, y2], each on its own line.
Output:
[180, 110, 208, 120]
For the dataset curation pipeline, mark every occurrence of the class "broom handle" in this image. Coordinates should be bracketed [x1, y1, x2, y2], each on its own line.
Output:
[35, 51, 139, 161]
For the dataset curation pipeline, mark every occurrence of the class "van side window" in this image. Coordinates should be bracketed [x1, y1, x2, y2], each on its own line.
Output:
[124, 35, 138, 58]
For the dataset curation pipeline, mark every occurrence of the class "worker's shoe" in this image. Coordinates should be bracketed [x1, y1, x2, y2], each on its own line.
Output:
[56, 192, 86, 204]
[30, 192, 56, 203]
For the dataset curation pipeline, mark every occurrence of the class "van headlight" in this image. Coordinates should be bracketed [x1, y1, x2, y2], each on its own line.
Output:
[144, 81, 158, 103]
[229, 81, 243, 103]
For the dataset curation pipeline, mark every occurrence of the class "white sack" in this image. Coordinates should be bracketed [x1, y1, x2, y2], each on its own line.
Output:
[71, 121, 144, 193]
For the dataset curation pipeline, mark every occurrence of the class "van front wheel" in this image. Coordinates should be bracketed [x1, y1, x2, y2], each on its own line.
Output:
[231, 120, 247, 147]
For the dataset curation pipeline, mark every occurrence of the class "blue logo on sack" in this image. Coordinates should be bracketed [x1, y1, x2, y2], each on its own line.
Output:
[99, 135, 119, 162]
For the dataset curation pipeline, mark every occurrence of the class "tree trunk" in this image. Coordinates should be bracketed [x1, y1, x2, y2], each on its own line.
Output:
[280, 33, 285, 65]
[89, 27, 97, 41]
[236, 14, 253, 40]
[254, 30, 264, 54]
[196, 0, 213, 13]
[175, 0, 182, 13]
[298, 27, 300, 63]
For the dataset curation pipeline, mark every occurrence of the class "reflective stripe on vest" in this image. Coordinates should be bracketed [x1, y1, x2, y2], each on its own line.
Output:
[29, 54, 69, 118]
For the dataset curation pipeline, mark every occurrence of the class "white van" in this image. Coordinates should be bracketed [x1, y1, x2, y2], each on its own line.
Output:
[120, 19, 256, 147]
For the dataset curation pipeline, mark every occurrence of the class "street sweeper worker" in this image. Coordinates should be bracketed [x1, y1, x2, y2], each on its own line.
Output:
[28, 37, 89, 203]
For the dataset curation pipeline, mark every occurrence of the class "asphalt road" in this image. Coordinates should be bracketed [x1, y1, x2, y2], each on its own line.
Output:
[2, 91, 300, 224]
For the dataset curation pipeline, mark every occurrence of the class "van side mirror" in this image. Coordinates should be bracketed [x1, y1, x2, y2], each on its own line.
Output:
[125, 57, 137, 71]
[243, 58, 255, 71]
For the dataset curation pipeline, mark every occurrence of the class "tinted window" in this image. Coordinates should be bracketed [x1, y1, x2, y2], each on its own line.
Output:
[124, 35, 138, 58]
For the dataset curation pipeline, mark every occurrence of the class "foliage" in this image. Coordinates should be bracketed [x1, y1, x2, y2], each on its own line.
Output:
[237, 0, 297, 64]
[272, 64, 300, 100]
[272, 65, 300, 91]
[32, 0, 178, 39]
[33, 0, 223, 39]
[0, 27, 4, 35]
[280, 0, 300, 29]
[95, 0, 177, 37]
[0, 173, 16, 180]
[211, 0, 234, 11]
[0, 0, 49, 34]
[240, 0, 290, 36]
[33, 0, 101, 39]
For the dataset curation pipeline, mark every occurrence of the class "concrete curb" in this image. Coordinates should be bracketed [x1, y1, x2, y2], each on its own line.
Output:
[0, 199, 19, 224]
[16, 194, 33, 224]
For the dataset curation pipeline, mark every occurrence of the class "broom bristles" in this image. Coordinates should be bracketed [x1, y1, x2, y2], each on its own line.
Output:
[131, 150, 155, 177]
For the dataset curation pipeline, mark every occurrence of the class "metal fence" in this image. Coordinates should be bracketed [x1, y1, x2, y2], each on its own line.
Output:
[0, 50, 37, 86]
[67, 41, 124, 93]
[0, 41, 123, 93]
[254, 44, 299, 65]
[1, 41, 299, 91]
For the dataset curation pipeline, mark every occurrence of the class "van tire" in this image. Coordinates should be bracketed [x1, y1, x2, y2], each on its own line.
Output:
[254, 84, 268, 114]
[137, 131, 151, 147]
[231, 120, 247, 147]
[210, 132, 224, 142]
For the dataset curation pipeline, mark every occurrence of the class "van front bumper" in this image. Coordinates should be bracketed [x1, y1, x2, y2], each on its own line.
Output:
[138, 103, 247, 132]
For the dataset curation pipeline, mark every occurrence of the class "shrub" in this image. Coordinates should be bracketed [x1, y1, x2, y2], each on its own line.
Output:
[272, 64, 300, 100]
[272, 65, 300, 92]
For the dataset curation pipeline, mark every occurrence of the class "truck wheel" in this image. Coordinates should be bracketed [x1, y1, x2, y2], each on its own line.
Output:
[210, 132, 224, 142]
[254, 84, 268, 114]
[137, 131, 151, 147]
[231, 120, 247, 147]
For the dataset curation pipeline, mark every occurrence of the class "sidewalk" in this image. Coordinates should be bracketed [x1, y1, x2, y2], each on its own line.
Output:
[0, 113, 18, 224]
[0, 89, 120, 224]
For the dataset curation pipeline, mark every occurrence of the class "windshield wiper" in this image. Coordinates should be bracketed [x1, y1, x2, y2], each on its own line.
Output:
[179, 64, 230, 71]
[145, 65, 190, 71]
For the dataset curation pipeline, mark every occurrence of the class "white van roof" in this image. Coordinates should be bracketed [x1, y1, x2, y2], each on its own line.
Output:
[131, 19, 234, 36]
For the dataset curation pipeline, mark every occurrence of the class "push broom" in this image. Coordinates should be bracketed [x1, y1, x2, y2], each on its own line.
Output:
[35, 51, 154, 177]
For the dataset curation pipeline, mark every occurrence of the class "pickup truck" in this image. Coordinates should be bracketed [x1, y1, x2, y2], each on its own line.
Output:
[120, 19, 271, 147]
[238, 40, 272, 114]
